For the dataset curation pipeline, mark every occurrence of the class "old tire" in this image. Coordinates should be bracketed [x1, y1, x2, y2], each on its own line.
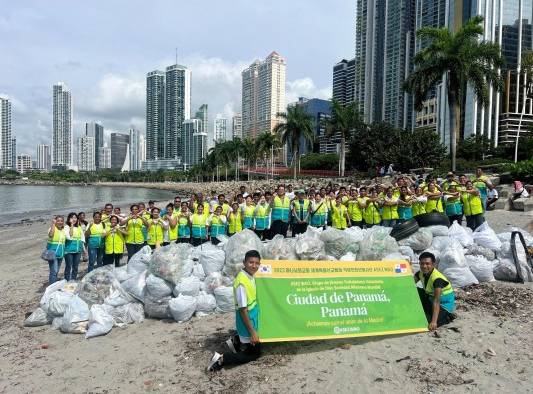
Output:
[415, 212, 450, 228]
[390, 219, 419, 241]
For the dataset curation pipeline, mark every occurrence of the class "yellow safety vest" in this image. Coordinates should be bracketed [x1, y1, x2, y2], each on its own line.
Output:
[347, 199, 363, 222]
[331, 204, 348, 229]
[88, 222, 105, 248]
[210, 215, 226, 237]
[147, 219, 164, 245]
[167, 212, 179, 241]
[126, 218, 145, 244]
[217, 203, 231, 216]
[255, 204, 270, 230]
[381, 200, 399, 220]
[193, 201, 210, 216]
[233, 271, 257, 310]
[178, 215, 191, 238]
[417, 268, 455, 312]
[272, 195, 291, 222]
[228, 211, 243, 234]
[105, 229, 125, 254]
[425, 195, 443, 213]
[65, 226, 84, 254]
[363, 201, 381, 225]
[293, 199, 310, 221]
[47, 226, 66, 258]
[461, 191, 484, 216]
[191, 213, 208, 239]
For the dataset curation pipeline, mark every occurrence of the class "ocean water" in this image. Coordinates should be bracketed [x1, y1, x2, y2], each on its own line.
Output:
[0, 185, 178, 224]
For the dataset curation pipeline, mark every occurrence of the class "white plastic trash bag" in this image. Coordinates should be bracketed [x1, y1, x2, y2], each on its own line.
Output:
[77, 267, 120, 306]
[264, 235, 298, 260]
[448, 221, 474, 247]
[465, 243, 496, 261]
[473, 222, 502, 251]
[199, 244, 225, 275]
[24, 307, 53, 327]
[340, 252, 357, 261]
[465, 255, 495, 283]
[113, 266, 132, 282]
[398, 246, 417, 264]
[202, 272, 232, 294]
[319, 228, 360, 259]
[438, 241, 478, 288]
[224, 229, 264, 277]
[431, 236, 453, 252]
[39, 280, 67, 312]
[169, 295, 197, 322]
[195, 291, 217, 315]
[121, 270, 147, 302]
[110, 303, 145, 325]
[85, 304, 114, 339]
[47, 291, 75, 317]
[295, 226, 326, 260]
[358, 226, 399, 260]
[148, 243, 192, 284]
[398, 228, 433, 252]
[104, 282, 135, 307]
[214, 286, 234, 313]
[145, 274, 174, 300]
[174, 276, 201, 297]
[427, 225, 449, 237]
[192, 262, 206, 280]
[127, 245, 152, 274]
[144, 296, 172, 319]
[60, 295, 90, 334]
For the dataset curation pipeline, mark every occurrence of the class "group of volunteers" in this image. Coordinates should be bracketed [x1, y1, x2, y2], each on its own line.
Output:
[43, 168, 493, 284]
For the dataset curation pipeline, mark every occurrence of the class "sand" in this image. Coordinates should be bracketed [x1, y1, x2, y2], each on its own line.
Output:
[1, 210, 533, 393]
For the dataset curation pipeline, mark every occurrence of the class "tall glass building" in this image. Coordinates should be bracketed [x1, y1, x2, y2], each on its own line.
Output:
[165, 64, 191, 159]
[146, 70, 165, 160]
[52, 83, 72, 168]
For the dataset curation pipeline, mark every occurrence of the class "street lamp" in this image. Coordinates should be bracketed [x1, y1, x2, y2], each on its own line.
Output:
[515, 79, 533, 163]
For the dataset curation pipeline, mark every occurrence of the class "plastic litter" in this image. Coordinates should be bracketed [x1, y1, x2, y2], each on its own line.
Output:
[264, 235, 298, 260]
[47, 291, 75, 317]
[224, 229, 264, 277]
[51, 316, 63, 330]
[398, 228, 433, 252]
[192, 262, 206, 280]
[473, 222, 502, 251]
[85, 304, 114, 338]
[199, 244, 226, 275]
[144, 296, 172, 319]
[145, 274, 174, 300]
[169, 295, 197, 322]
[438, 240, 478, 288]
[358, 226, 399, 260]
[60, 295, 90, 334]
[398, 245, 417, 264]
[319, 228, 360, 259]
[174, 276, 201, 297]
[195, 291, 217, 315]
[39, 280, 67, 312]
[295, 226, 325, 260]
[120, 270, 147, 302]
[427, 225, 449, 237]
[148, 243, 193, 284]
[340, 252, 357, 261]
[202, 272, 232, 294]
[104, 282, 135, 307]
[24, 307, 53, 327]
[465, 255, 495, 283]
[110, 303, 145, 325]
[127, 245, 152, 274]
[77, 267, 120, 306]
[214, 286, 234, 313]
[113, 266, 132, 282]
[448, 221, 474, 247]
[465, 243, 496, 261]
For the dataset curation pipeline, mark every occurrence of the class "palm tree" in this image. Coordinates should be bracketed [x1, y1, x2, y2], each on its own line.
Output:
[404, 15, 504, 171]
[241, 137, 256, 180]
[325, 100, 363, 177]
[255, 131, 281, 179]
[273, 105, 314, 180]
[228, 137, 243, 181]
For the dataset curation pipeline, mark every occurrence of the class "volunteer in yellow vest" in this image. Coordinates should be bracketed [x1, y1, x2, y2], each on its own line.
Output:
[177, 202, 192, 243]
[292, 190, 310, 236]
[254, 195, 271, 240]
[397, 186, 414, 223]
[310, 193, 328, 229]
[208, 206, 227, 245]
[208, 250, 262, 371]
[85, 211, 107, 272]
[242, 196, 256, 230]
[104, 215, 128, 267]
[472, 167, 493, 211]
[425, 182, 444, 213]
[46, 215, 67, 284]
[124, 204, 149, 261]
[270, 186, 291, 237]
[138, 202, 151, 242]
[380, 187, 399, 227]
[64, 212, 85, 281]
[412, 186, 427, 217]
[227, 202, 243, 237]
[331, 195, 351, 229]
[216, 194, 231, 216]
[193, 193, 211, 217]
[163, 203, 179, 244]
[146, 207, 168, 249]
[414, 252, 456, 331]
[443, 184, 463, 225]
[191, 204, 209, 246]
[347, 188, 364, 228]
[462, 180, 485, 231]
[101, 203, 114, 228]
[363, 188, 381, 227]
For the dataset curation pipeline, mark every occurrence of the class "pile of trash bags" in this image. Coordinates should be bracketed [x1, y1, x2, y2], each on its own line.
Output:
[25, 224, 533, 337]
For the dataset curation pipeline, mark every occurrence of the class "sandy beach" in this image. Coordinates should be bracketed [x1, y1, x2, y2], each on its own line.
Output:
[1, 210, 532, 393]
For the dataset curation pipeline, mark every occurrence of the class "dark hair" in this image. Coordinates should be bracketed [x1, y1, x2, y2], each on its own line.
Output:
[166, 203, 174, 209]
[148, 200, 155, 205]
[105, 203, 113, 209]
[109, 215, 119, 223]
[218, 194, 225, 199]
[93, 211, 101, 218]
[244, 250, 261, 262]
[130, 204, 139, 211]
[419, 251, 436, 263]
[66, 212, 78, 226]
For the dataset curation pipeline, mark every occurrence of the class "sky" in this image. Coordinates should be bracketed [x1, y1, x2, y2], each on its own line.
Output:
[0, 0, 355, 156]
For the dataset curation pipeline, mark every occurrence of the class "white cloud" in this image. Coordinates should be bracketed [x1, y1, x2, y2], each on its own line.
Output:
[286, 78, 332, 104]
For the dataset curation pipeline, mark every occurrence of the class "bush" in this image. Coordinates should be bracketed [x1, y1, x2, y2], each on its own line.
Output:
[300, 153, 339, 170]
[504, 160, 533, 181]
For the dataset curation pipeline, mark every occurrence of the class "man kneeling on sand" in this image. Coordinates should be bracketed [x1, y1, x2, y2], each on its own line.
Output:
[414, 252, 456, 331]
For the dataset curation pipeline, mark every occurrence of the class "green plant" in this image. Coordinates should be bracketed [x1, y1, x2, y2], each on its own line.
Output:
[300, 153, 339, 170]
[504, 160, 533, 180]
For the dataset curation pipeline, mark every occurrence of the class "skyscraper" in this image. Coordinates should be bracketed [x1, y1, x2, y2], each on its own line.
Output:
[139, 134, 146, 164]
[182, 119, 207, 167]
[129, 128, 141, 171]
[77, 136, 96, 171]
[99, 144, 111, 169]
[11, 137, 16, 170]
[0, 97, 12, 170]
[37, 144, 52, 172]
[214, 117, 227, 143]
[111, 133, 130, 169]
[232, 113, 242, 139]
[165, 64, 191, 159]
[332, 58, 356, 106]
[146, 70, 165, 160]
[241, 52, 286, 138]
[52, 82, 73, 168]
[16, 154, 31, 173]
[85, 121, 104, 168]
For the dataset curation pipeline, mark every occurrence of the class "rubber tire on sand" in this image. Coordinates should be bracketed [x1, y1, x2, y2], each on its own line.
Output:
[390, 219, 420, 241]
[414, 212, 450, 228]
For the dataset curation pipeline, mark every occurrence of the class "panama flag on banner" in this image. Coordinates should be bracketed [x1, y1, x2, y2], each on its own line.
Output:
[394, 263, 408, 274]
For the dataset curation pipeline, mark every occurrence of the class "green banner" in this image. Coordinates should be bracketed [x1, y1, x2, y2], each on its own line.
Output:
[255, 260, 428, 342]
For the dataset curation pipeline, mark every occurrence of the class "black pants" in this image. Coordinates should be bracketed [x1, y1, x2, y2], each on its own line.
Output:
[466, 214, 485, 231]
[104, 253, 123, 267]
[448, 215, 463, 226]
[271, 220, 289, 237]
[351, 221, 364, 229]
[254, 229, 265, 240]
[292, 222, 308, 236]
[126, 243, 145, 262]
[263, 228, 274, 240]
[417, 288, 453, 327]
[223, 343, 261, 366]
[177, 238, 191, 244]
[191, 237, 207, 247]
[211, 237, 221, 245]
[486, 198, 498, 210]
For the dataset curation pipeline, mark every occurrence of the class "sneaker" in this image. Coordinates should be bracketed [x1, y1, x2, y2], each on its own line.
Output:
[226, 338, 237, 354]
[207, 352, 223, 372]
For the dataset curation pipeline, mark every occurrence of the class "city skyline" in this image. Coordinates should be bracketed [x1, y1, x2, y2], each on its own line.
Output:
[0, 1, 350, 155]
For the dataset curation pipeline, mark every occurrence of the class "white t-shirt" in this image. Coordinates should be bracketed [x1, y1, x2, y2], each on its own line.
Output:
[487, 189, 499, 199]
[235, 270, 256, 343]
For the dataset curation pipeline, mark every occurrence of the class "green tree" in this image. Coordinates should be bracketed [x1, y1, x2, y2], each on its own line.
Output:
[273, 105, 314, 179]
[241, 137, 257, 180]
[325, 100, 363, 176]
[255, 131, 281, 178]
[404, 15, 504, 171]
